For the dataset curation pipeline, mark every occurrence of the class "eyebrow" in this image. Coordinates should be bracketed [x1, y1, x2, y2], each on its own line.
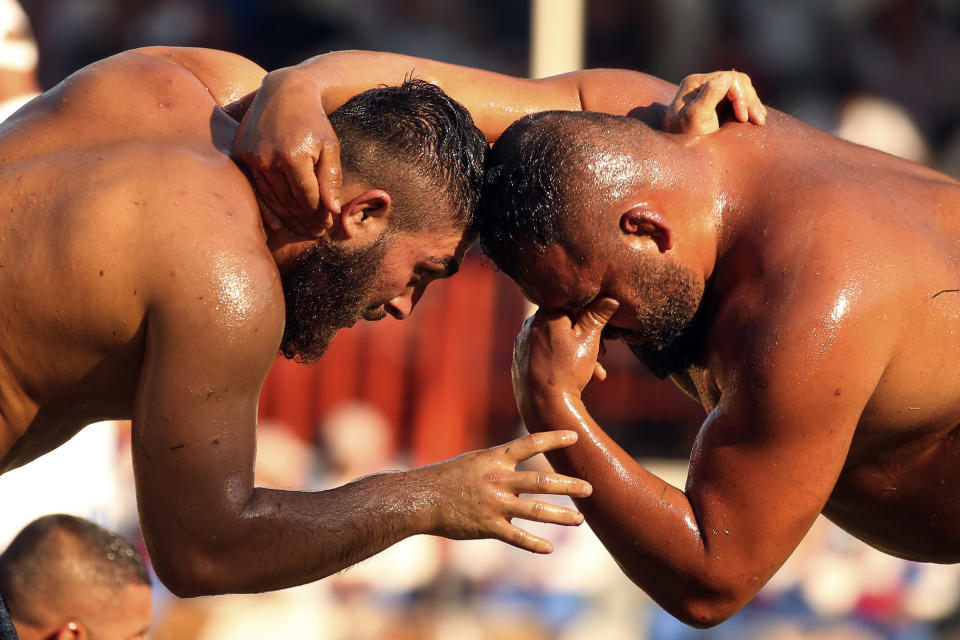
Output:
[425, 256, 461, 278]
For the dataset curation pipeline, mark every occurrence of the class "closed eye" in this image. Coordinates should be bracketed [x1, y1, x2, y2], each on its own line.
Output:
[411, 257, 461, 286]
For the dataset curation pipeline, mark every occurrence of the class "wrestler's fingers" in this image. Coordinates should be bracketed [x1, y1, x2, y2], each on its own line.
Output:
[283, 155, 321, 214]
[749, 101, 768, 126]
[675, 73, 707, 100]
[495, 519, 554, 554]
[695, 75, 733, 116]
[263, 168, 307, 234]
[280, 165, 326, 237]
[511, 470, 592, 498]
[509, 497, 585, 526]
[728, 72, 766, 125]
[743, 74, 767, 126]
[260, 205, 284, 233]
[252, 173, 286, 231]
[316, 140, 343, 219]
[277, 166, 315, 226]
[593, 361, 607, 382]
[664, 75, 704, 134]
[727, 75, 749, 123]
[575, 297, 620, 335]
[502, 430, 579, 463]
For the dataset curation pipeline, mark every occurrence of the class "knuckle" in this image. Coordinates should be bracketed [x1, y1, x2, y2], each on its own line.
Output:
[536, 472, 549, 490]
[484, 470, 506, 487]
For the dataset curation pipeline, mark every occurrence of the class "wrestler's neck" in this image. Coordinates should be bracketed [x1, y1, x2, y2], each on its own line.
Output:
[663, 128, 773, 282]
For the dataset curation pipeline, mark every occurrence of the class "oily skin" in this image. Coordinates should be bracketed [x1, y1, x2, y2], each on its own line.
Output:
[12, 583, 153, 640]
[0, 46, 760, 597]
[0, 47, 594, 597]
[510, 113, 960, 625]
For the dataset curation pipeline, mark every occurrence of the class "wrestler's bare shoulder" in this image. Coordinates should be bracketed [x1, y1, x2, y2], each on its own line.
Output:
[0, 63, 281, 471]
[691, 119, 960, 559]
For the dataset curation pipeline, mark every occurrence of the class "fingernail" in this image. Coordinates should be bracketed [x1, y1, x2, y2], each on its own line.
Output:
[561, 431, 578, 442]
[311, 228, 326, 239]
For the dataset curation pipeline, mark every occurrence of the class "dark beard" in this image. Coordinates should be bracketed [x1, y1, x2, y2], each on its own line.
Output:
[603, 257, 705, 379]
[627, 310, 705, 379]
[279, 236, 389, 362]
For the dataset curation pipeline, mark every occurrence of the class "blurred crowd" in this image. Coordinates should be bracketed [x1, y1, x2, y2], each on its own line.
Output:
[5, 0, 960, 638]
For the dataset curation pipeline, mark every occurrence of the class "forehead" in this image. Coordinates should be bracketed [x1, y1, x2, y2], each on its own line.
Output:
[513, 243, 603, 308]
[388, 227, 473, 262]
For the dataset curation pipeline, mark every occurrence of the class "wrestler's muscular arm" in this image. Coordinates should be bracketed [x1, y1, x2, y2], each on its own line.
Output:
[513, 294, 892, 627]
[232, 50, 765, 234]
[132, 211, 591, 597]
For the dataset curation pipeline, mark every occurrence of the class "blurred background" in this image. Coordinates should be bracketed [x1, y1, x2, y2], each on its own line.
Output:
[4, 0, 960, 638]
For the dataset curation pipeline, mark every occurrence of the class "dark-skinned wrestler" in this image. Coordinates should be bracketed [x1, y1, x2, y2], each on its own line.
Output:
[471, 107, 960, 627]
[0, 46, 759, 602]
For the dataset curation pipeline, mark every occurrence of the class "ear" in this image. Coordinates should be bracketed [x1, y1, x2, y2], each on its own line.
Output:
[619, 205, 673, 252]
[54, 620, 86, 639]
[334, 189, 392, 240]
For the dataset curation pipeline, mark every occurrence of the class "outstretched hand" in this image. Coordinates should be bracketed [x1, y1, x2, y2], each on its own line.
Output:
[419, 430, 593, 553]
[232, 68, 341, 237]
[664, 70, 767, 135]
[512, 298, 621, 406]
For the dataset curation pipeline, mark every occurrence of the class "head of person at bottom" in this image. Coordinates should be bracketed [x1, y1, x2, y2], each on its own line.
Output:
[0, 514, 152, 640]
[269, 79, 487, 363]
[477, 110, 721, 380]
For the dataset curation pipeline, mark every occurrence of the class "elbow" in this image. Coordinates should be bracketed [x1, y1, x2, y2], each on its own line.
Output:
[628, 570, 751, 629]
[152, 546, 234, 598]
[669, 596, 743, 629]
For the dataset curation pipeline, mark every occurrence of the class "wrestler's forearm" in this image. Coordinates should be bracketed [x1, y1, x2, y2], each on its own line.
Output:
[147, 467, 439, 597]
[273, 50, 676, 139]
[520, 391, 754, 626]
[143, 426, 588, 597]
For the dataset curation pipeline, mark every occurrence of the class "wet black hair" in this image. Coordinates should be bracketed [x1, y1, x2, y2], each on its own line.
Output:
[329, 79, 488, 232]
[476, 110, 645, 276]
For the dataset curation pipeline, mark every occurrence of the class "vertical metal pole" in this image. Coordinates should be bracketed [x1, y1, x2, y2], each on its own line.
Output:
[525, 0, 586, 318]
[529, 0, 586, 79]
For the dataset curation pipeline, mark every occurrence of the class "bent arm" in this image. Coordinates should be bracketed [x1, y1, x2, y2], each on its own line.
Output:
[131, 250, 423, 595]
[513, 299, 888, 626]
[282, 50, 677, 139]
[132, 232, 590, 596]
[233, 50, 715, 235]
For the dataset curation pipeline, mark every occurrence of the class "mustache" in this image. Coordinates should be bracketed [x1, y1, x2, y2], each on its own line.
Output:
[600, 324, 640, 342]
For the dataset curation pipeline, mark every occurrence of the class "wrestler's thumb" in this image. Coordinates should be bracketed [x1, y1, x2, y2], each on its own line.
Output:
[579, 298, 620, 333]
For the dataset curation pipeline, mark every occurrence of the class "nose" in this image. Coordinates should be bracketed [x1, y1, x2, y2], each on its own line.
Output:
[385, 289, 415, 319]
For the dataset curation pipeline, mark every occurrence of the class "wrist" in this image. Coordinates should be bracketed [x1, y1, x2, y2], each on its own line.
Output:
[392, 467, 444, 537]
[262, 66, 325, 99]
[518, 389, 585, 433]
